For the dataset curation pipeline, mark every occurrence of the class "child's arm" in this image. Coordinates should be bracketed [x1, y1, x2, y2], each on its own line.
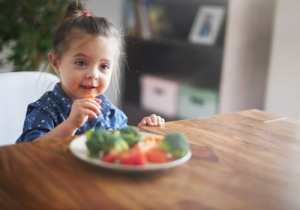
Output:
[33, 98, 101, 142]
[138, 114, 165, 127]
[32, 119, 77, 142]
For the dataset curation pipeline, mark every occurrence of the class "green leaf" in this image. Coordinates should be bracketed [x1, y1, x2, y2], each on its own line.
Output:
[0, 0, 73, 71]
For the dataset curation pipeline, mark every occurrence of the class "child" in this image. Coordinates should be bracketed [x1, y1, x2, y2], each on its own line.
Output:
[16, 1, 164, 143]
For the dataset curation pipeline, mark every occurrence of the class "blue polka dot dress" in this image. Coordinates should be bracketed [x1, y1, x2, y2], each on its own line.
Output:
[16, 83, 128, 143]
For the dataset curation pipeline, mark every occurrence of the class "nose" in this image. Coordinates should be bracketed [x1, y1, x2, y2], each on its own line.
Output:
[86, 66, 99, 80]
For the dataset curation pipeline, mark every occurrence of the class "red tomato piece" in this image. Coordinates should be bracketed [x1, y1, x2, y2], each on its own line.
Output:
[102, 152, 119, 163]
[118, 142, 147, 165]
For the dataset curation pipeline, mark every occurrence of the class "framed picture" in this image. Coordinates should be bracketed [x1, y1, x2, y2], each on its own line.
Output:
[188, 6, 225, 45]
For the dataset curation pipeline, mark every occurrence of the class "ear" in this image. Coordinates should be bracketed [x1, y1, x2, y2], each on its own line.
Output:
[48, 53, 60, 74]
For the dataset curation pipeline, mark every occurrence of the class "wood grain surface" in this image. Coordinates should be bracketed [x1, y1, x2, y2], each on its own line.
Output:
[1, 109, 300, 210]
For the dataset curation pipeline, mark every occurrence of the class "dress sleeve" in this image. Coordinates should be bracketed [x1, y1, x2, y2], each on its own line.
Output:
[16, 107, 55, 143]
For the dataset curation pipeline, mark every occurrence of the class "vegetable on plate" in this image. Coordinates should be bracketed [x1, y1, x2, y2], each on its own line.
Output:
[158, 133, 189, 158]
[85, 126, 190, 166]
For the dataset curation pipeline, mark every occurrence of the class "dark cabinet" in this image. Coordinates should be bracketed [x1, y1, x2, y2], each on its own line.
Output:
[122, 0, 228, 125]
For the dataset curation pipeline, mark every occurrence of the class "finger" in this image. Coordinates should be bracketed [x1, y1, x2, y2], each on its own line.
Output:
[81, 98, 101, 109]
[157, 116, 162, 126]
[138, 119, 147, 127]
[81, 101, 101, 114]
[150, 114, 157, 126]
[159, 116, 165, 126]
[145, 117, 154, 126]
[94, 98, 102, 104]
[87, 98, 102, 109]
[82, 99, 101, 109]
[84, 108, 98, 119]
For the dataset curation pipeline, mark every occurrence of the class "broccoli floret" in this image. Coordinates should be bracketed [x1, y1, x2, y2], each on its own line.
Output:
[85, 128, 93, 140]
[121, 134, 141, 147]
[85, 128, 129, 156]
[158, 133, 189, 158]
[85, 128, 108, 156]
[120, 126, 141, 138]
[102, 135, 129, 154]
[110, 130, 120, 137]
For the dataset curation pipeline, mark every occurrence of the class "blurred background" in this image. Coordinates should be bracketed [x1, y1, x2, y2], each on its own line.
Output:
[1, 0, 300, 127]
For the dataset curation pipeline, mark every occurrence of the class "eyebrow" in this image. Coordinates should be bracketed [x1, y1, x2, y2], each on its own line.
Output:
[72, 53, 112, 62]
[73, 53, 87, 58]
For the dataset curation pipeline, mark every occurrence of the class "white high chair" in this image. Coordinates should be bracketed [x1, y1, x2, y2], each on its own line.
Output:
[0, 71, 60, 146]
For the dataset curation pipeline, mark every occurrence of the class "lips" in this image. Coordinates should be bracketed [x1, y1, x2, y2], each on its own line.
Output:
[80, 85, 96, 93]
[81, 85, 95, 89]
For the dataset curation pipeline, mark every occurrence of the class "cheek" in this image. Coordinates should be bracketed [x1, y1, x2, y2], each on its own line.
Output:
[60, 70, 80, 87]
[105, 72, 113, 85]
[99, 73, 112, 89]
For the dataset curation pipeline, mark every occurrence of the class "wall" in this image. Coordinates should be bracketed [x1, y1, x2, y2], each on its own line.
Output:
[265, 0, 300, 120]
[0, 42, 14, 73]
[219, 0, 275, 114]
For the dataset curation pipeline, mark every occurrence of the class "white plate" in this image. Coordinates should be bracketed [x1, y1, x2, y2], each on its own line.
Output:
[70, 132, 192, 172]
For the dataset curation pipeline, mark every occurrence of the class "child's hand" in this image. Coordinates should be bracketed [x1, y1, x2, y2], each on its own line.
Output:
[138, 114, 165, 127]
[66, 98, 102, 130]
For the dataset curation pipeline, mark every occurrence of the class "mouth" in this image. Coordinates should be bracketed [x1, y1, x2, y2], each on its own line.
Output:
[81, 85, 96, 89]
[80, 85, 97, 93]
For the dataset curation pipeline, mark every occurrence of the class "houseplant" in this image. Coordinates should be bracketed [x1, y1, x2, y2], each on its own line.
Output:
[0, 0, 72, 71]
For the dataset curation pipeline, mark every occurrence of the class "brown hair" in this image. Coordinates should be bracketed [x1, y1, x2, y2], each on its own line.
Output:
[49, 1, 124, 98]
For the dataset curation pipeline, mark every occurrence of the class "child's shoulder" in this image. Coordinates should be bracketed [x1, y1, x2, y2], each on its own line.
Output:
[31, 91, 55, 106]
[26, 90, 60, 115]
[25, 89, 65, 122]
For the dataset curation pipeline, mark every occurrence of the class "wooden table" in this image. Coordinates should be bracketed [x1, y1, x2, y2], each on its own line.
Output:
[1, 109, 300, 210]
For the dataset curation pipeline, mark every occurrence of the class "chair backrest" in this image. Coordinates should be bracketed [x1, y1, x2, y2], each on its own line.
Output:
[0, 72, 60, 146]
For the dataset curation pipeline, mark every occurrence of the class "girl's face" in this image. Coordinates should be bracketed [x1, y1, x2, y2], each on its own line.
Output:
[49, 33, 117, 101]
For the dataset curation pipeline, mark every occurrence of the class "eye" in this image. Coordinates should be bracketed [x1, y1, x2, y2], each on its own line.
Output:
[100, 64, 109, 70]
[76, 60, 87, 66]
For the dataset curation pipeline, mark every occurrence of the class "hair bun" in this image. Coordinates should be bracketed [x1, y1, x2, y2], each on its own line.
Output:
[63, 1, 86, 19]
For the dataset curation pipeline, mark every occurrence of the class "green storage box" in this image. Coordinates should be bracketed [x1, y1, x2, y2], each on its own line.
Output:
[178, 85, 218, 119]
